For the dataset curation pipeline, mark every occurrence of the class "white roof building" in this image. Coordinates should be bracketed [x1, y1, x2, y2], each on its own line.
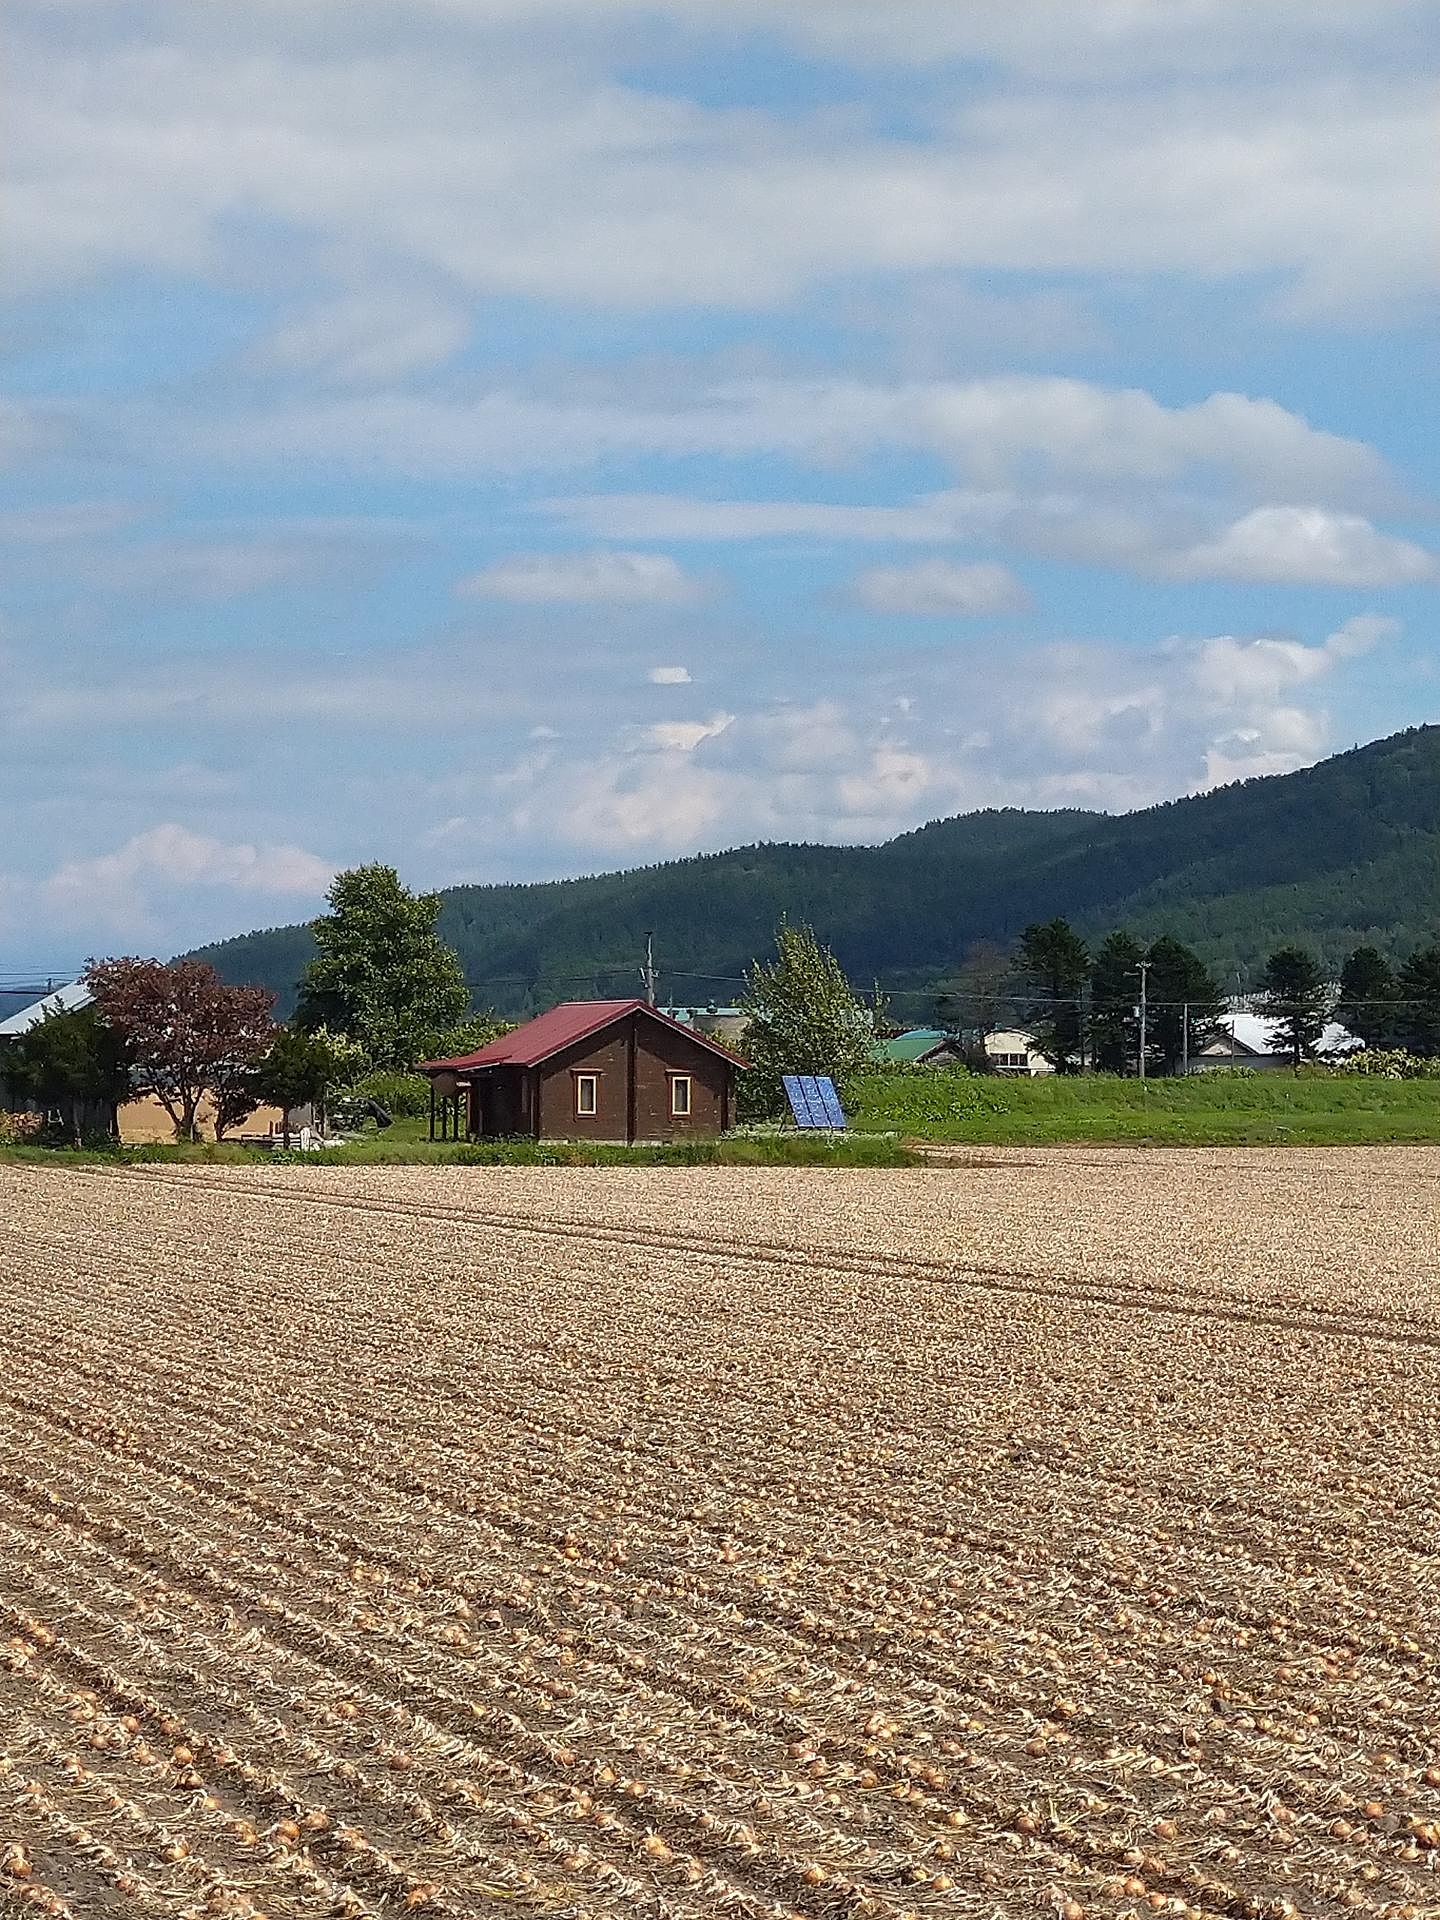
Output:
[1193, 1009, 1359, 1068]
[0, 982, 92, 1039]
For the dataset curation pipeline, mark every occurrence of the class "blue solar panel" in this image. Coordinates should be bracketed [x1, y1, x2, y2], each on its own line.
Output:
[783, 1074, 847, 1131]
[816, 1078, 846, 1129]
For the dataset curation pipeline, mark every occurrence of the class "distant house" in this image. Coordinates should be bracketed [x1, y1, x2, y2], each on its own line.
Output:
[422, 999, 746, 1143]
[659, 1004, 750, 1048]
[1188, 1011, 1360, 1072]
[876, 1025, 1054, 1075]
[876, 1027, 968, 1067]
[984, 1029, 1055, 1076]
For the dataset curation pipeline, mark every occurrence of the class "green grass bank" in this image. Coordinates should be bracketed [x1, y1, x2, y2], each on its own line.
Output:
[846, 1068, 1440, 1145]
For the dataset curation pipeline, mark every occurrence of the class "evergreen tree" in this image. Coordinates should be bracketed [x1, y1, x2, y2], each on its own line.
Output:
[1336, 945, 1399, 1049]
[297, 865, 470, 1069]
[1088, 931, 1144, 1075]
[1395, 944, 1440, 1058]
[1016, 918, 1090, 1073]
[1257, 946, 1332, 1065]
[1145, 935, 1223, 1076]
[739, 921, 876, 1119]
[11, 1005, 133, 1147]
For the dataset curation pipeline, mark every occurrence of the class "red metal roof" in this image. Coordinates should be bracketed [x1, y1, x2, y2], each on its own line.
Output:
[423, 999, 747, 1074]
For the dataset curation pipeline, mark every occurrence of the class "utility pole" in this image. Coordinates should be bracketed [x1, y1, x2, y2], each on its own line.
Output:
[1181, 1001, 1189, 1076]
[1136, 958, 1152, 1082]
[641, 930, 657, 1008]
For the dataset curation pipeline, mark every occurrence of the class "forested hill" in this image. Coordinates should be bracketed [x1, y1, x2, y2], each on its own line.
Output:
[190, 725, 1440, 1018]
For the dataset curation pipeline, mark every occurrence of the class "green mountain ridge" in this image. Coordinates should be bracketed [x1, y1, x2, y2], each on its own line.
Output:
[189, 725, 1440, 1018]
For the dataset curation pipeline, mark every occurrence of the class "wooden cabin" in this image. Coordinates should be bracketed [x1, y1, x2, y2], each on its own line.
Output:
[422, 999, 745, 1143]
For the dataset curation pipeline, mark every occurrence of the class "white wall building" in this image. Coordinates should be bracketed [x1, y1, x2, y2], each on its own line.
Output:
[984, 1029, 1055, 1076]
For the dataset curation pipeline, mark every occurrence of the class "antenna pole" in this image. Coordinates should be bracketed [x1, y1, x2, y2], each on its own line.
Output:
[1136, 958, 1151, 1082]
[642, 931, 657, 1008]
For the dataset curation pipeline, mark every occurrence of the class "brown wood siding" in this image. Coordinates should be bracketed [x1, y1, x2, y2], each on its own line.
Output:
[528, 1014, 735, 1142]
[630, 1017, 730, 1141]
[536, 1027, 633, 1141]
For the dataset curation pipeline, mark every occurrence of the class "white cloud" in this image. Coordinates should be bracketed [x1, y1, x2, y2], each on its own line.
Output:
[457, 550, 705, 604]
[1171, 506, 1436, 587]
[103, 539, 361, 601]
[638, 712, 735, 753]
[253, 290, 471, 385]
[32, 825, 333, 940]
[0, 502, 143, 544]
[547, 492, 961, 544]
[1191, 614, 1396, 706]
[197, 375, 1393, 504]
[547, 475, 1432, 588]
[647, 665, 692, 684]
[9, 13, 1433, 319]
[850, 558, 1030, 616]
[1203, 709, 1330, 786]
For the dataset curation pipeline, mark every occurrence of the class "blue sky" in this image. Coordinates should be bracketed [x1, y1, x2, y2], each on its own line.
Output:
[2, 0, 1436, 970]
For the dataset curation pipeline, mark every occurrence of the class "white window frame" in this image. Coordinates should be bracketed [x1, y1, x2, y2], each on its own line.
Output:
[670, 1074, 692, 1117]
[574, 1073, 598, 1117]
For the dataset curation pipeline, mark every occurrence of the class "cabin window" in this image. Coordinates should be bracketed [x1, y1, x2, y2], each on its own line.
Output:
[670, 1075, 692, 1117]
[574, 1073, 598, 1117]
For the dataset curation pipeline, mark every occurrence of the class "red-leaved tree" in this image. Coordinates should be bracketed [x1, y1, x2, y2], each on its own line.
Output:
[85, 958, 277, 1142]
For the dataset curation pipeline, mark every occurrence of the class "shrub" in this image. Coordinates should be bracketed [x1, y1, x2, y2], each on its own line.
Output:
[346, 1070, 434, 1118]
[1309, 1049, 1440, 1080]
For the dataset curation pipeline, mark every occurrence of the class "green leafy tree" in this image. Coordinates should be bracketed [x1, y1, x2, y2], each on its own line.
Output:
[432, 1011, 512, 1059]
[1088, 930, 1144, 1075]
[246, 1026, 368, 1145]
[1337, 945, 1399, 1049]
[1016, 918, 1089, 1073]
[1396, 944, 1440, 1058]
[11, 1005, 133, 1147]
[296, 865, 470, 1069]
[1257, 945, 1332, 1065]
[1145, 935, 1223, 1076]
[739, 921, 876, 1119]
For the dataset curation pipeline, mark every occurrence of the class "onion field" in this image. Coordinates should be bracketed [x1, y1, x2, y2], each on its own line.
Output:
[2, 1151, 1438, 1920]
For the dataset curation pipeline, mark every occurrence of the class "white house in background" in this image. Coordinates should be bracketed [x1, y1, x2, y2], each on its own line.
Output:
[0, 981, 93, 1039]
[0, 981, 94, 1111]
[1188, 1010, 1360, 1072]
[985, 1029, 1056, 1076]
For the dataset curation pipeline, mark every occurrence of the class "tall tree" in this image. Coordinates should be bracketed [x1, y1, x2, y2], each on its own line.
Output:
[934, 940, 1015, 1045]
[297, 865, 469, 1069]
[739, 921, 876, 1119]
[1016, 918, 1089, 1073]
[1256, 946, 1332, 1066]
[1145, 935, 1223, 1076]
[10, 1005, 133, 1147]
[86, 958, 276, 1142]
[1336, 945, 1399, 1049]
[1395, 945, 1440, 1058]
[1088, 931, 1144, 1076]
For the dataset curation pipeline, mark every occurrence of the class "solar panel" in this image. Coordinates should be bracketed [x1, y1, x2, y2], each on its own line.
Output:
[815, 1077, 846, 1129]
[783, 1074, 847, 1131]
